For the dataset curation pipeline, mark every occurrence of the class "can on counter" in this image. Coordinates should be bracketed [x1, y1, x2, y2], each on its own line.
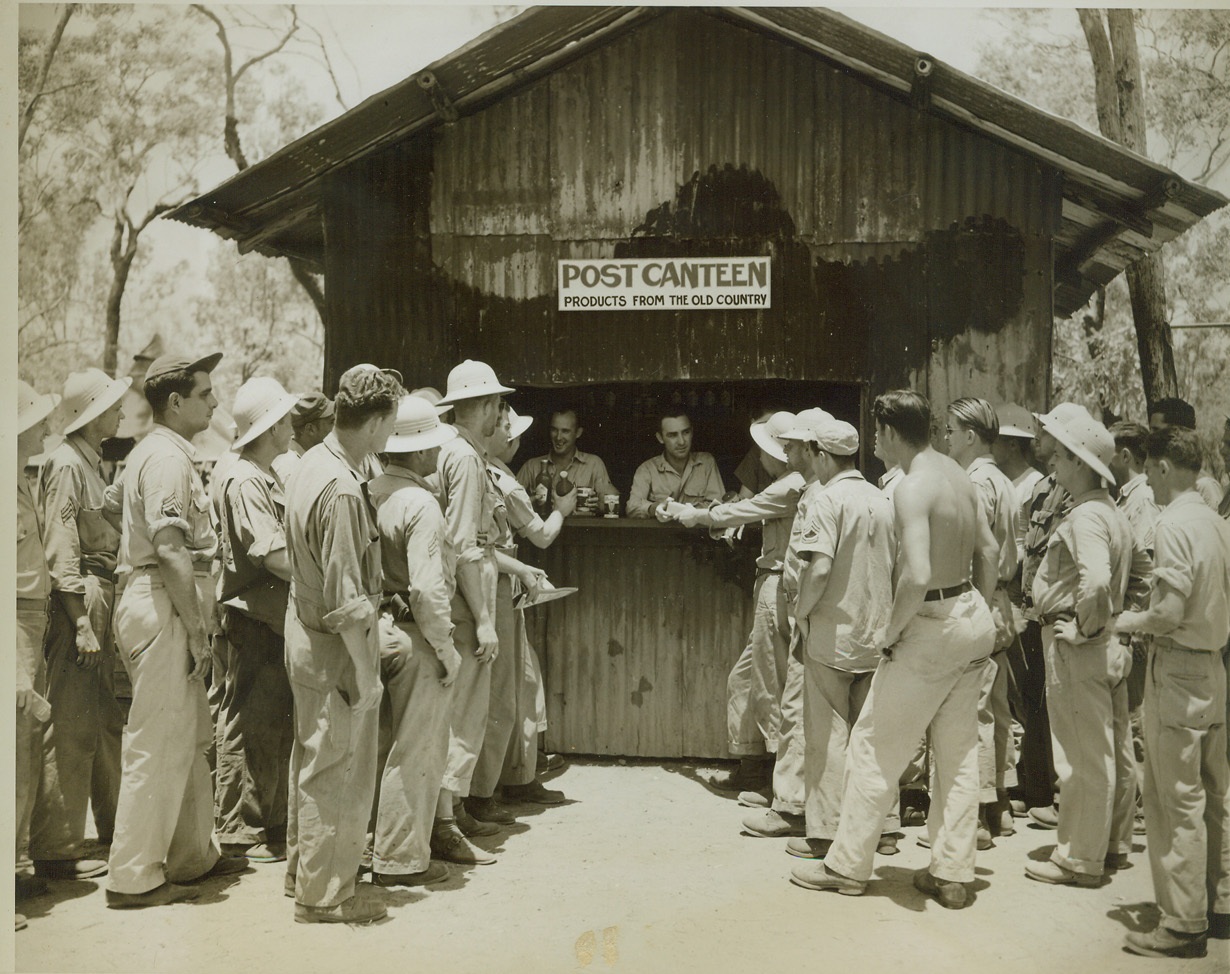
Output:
[602, 494, 619, 518]
[575, 486, 595, 515]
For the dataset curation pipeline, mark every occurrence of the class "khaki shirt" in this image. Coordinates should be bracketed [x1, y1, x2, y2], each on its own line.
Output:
[218, 457, 290, 633]
[1011, 468, 1044, 564]
[1197, 474, 1223, 512]
[627, 452, 725, 518]
[437, 426, 506, 567]
[119, 425, 217, 574]
[967, 455, 1019, 584]
[16, 476, 50, 602]
[516, 450, 617, 499]
[368, 464, 456, 658]
[1021, 473, 1072, 616]
[783, 478, 824, 606]
[1031, 489, 1150, 635]
[39, 434, 120, 594]
[492, 459, 540, 541]
[878, 465, 904, 501]
[794, 470, 896, 672]
[271, 439, 306, 486]
[705, 470, 806, 571]
[1150, 491, 1230, 651]
[733, 448, 775, 496]
[1116, 473, 1159, 556]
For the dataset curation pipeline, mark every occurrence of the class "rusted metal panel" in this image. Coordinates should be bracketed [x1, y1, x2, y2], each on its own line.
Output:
[532, 522, 755, 759]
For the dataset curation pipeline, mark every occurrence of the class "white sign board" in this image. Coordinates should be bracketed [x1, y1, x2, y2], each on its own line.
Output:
[558, 257, 771, 311]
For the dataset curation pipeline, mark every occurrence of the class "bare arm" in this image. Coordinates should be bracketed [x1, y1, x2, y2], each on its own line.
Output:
[883, 486, 932, 649]
[972, 502, 999, 605]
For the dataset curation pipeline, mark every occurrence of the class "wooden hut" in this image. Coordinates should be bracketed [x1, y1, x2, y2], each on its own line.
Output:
[170, 7, 1225, 759]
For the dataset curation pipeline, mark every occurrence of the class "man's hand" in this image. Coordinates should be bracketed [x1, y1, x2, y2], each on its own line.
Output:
[186, 625, 211, 682]
[354, 676, 383, 713]
[1052, 618, 1081, 644]
[653, 498, 673, 522]
[75, 618, 102, 671]
[675, 504, 706, 529]
[878, 626, 901, 661]
[519, 566, 549, 599]
[439, 647, 462, 688]
[476, 622, 499, 663]
[552, 488, 577, 518]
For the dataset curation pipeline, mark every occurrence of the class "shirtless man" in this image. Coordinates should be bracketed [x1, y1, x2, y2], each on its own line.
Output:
[790, 389, 997, 909]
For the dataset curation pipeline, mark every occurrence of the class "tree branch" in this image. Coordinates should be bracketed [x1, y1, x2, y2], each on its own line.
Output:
[19, 3, 76, 149]
[1077, 9, 1123, 143]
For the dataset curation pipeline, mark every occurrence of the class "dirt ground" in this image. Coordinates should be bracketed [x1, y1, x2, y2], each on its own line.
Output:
[11, 757, 1227, 974]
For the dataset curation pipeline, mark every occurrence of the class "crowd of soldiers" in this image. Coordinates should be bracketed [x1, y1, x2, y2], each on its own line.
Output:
[13, 350, 1230, 955]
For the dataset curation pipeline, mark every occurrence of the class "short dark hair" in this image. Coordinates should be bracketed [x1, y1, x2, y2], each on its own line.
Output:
[948, 397, 999, 445]
[335, 371, 402, 429]
[1145, 426, 1202, 472]
[550, 407, 581, 427]
[659, 407, 690, 430]
[1148, 397, 1197, 430]
[1108, 421, 1150, 464]
[144, 369, 198, 416]
[874, 389, 931, 447]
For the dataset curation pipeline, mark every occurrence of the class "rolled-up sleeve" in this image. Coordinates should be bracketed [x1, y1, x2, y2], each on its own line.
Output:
[231, 477, 286, 565]
[41, 459, 86, 595]
[502, 482, 537, 535]
[707, 479, 794, 528]
[442, 449, 486, 564]
[319, 491, 378, 633]
[140, 455, 193, 540]
[1150, 520, 1194, 599]
[1068, 510, 1114, 634]
[403, 499, 456, 655]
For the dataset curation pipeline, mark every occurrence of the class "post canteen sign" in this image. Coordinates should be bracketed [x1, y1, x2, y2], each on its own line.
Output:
[558, 257, 771, 311]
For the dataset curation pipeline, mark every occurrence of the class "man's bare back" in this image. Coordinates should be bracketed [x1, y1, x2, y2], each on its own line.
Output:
[898, 447, 983, 590]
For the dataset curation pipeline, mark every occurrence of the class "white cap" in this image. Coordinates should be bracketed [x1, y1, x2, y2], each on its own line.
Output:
[437, 359, 514, 405]
[385, 395, 458, 452]
[61, 369, 132, 435]
[778, 407, 835, 443]
[231, 377, 299, 451]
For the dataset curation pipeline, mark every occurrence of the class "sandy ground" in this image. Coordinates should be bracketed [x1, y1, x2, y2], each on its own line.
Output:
[11, 758, 1228, 974]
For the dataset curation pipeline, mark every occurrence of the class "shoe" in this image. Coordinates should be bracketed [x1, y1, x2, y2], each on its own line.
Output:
[877, 835, 900, 856]
[977, 825, 994, 850]
[359, 845, 372, 873]
[33, 858, 108, 881]
[1009, 799, 1029, 818]
[295, 887, 387, 925]
[184, 855, 250, 883]
[502, 780, 566, 805]
[14, 914, 27, 932]
[709, 758, 771, 793]
[373, 862, 450, 887]
[1124, 927, 1208, 959]
[1133, 813, 1148, 836]
[14, 875, 49, 901]
[284, 873, 296, 899]
[455, 804, 501, 837]
[741, 809, 804, 838]
[1207, 912, 1230, 939]
[1024, 860, 1100, 887]
[737, 790, 770, 808]
[913, 869, 968, 909]
[1028, 805, 1059, 829]
[901, 808, 927, 827]
[245, 843, 287, 864]
[464, 795, 517, 823]
[789, 861, 866, 895]
[430, 823, 496, 866]
[537, 751, 565, 774]
[785, 837, 831, 859]
[1104, 852, 1130, 871]
[106, 882, 200, 909]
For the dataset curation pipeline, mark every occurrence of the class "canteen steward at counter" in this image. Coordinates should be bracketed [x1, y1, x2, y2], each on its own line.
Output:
[516, 407, 617, 507]
[627, 409, 726, 518]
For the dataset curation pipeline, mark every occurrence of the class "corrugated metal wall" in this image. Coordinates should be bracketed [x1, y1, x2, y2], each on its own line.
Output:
[324, 9, 1057, 400]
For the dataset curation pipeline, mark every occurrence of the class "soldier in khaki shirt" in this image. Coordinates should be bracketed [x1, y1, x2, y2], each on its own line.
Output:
[30, 369, 128, 884]
[16, 380, 62, 919]
[107, 352, 247, 909]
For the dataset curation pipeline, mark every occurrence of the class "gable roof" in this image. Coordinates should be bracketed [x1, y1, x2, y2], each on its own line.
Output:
[167, 5, 1226, 318]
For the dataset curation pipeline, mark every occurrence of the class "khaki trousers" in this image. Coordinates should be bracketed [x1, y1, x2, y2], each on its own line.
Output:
[771, 653, 806, 815]
[977, 650, 1015, 802]
[472, 576, 520, 798]
[1043, 627, 1135, 876]
[727, 574, 792, 756]
[31, 581, 124, 859]
[107, 573, 220, 894]
[1141, 644, 1230, 933]
[15, 605, 48, 873]
[825, 591, 992, 884]
[443, 606, 493, 797]
[373, 616, 455, 875]
[499, 615, 541, 789]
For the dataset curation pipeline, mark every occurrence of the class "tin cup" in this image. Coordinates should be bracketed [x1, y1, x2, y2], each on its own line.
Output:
[602, 494, 619, 518]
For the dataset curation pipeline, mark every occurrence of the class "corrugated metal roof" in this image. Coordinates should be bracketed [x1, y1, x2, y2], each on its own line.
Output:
[167, 5, 1227, 318]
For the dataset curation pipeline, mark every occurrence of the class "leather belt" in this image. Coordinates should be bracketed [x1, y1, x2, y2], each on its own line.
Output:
[923, 580, 972, 602]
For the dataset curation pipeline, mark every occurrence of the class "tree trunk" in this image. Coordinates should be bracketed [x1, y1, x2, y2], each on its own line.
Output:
[288, 257, 327, 324]
[1077, 8, 1178, 404]
[19, 3, 76, 150]
[104, 219, 138, 378]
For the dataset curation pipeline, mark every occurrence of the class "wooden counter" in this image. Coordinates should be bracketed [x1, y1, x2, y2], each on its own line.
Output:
[522, 517, 760, 759]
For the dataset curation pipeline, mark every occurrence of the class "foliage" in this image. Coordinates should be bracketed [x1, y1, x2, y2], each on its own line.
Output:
[977, 9, 1230, 476]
